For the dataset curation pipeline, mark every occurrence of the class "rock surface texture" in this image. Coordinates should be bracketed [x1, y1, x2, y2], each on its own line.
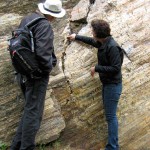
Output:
[0, 0, 150, 150]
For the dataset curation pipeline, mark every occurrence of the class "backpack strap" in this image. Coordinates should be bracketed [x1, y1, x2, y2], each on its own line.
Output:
[117, 46, 131, 62]
[25, 17, 46, 28]
[24, 17, 47, 52]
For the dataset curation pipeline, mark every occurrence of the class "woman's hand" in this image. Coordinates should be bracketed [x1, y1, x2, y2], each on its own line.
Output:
[67, 33, 76, 41]
[91, 66, 95, 77]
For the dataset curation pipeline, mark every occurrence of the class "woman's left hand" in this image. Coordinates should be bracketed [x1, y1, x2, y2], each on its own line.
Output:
[90, 66, 95, 77]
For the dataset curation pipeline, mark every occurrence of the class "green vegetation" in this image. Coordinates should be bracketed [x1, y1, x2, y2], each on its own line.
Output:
[39, 144, 46, 150]
[0, 141, 7, 150]
[52, 139, 61, 150]
[37, 138, 62, 150]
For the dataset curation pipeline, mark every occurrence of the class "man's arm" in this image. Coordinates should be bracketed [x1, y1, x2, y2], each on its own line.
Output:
[34, 20, 54, 73]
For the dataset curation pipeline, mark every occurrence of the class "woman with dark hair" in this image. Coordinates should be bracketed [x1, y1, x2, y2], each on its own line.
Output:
[67, 19, 123, 150]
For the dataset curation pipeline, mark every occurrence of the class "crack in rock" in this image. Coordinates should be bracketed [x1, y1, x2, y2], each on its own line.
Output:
[61, 23, 73, 96]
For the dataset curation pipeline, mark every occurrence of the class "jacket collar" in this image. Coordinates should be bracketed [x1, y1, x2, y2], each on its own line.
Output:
[36, 9, 46, 18]
[100, 36, 112, 49]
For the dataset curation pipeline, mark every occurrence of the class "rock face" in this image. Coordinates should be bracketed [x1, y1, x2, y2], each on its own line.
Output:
[0, 0, 150, 150]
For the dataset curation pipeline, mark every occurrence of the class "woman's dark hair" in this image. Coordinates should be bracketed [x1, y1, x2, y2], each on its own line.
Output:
[91, 19, 111, 38]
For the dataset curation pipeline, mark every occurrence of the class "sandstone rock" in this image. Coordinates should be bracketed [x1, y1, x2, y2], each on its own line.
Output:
[70, 0, 90, 22]
[0, 0, 38, 14]
[0, 0, 150, 149]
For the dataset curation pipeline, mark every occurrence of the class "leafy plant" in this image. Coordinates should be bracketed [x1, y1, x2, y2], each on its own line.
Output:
[0, 141, 7, 150]
[39, 144, 45, 150]
[52, 139, 61, 150]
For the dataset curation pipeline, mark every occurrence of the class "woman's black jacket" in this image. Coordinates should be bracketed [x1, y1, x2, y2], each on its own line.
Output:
[75, 35, 123, 84]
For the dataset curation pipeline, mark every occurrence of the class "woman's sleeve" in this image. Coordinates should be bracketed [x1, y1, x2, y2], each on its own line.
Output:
[75, 35, 101, 48]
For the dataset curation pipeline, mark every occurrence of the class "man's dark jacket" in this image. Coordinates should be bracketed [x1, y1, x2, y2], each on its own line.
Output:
[19, 12, 56, 75]
[75, 35, 122, 84]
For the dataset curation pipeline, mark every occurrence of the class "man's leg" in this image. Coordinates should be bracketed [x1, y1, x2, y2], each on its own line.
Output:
[10, 75, 26, 150]
[20, 76, 49, 150]
[103, 83, 122, 150]
[10, 118, 23, 150]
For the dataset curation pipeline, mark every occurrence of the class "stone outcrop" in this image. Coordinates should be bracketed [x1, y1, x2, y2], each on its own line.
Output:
[0, 0, 150, 150]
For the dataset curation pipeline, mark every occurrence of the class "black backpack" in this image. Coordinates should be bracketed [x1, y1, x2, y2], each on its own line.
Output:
[8, 17, 46, 79]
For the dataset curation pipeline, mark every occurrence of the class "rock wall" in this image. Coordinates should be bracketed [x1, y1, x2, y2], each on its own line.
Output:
[0, 0, 150, 150]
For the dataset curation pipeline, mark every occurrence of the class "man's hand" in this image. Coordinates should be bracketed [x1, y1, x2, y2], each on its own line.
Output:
[67, 33, 76, 41]
[91, 66, 95, 77]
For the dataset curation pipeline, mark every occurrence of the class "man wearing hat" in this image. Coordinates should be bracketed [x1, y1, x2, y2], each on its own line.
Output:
[10, 0, 66, 150]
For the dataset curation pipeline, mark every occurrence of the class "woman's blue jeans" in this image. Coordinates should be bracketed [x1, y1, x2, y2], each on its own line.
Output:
[102, 83, 122, 150]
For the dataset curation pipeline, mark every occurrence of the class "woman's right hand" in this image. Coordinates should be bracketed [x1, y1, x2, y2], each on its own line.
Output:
[67, 33, 76, 41]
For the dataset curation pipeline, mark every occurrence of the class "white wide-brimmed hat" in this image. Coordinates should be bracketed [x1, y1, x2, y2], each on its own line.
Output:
[38, 0, 66, 18]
